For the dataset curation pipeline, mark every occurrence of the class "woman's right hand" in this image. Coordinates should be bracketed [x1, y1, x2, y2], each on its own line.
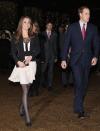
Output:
[17, 61, 25, 68]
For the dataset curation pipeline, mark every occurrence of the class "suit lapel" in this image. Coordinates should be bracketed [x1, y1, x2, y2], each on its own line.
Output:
[19, 39, 25, 56]
[45, 31, 53, 39]
[44, 31, 48, 39]
[30, 38, 32, 51]
[50, 32, 53, 39]
[77, 22, 83, 41]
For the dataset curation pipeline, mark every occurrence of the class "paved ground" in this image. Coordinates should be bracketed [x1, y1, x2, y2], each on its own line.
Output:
[0, 69, 100, 131]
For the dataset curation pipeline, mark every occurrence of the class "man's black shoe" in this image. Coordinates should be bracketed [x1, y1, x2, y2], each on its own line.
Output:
[78, 112, 89, 119]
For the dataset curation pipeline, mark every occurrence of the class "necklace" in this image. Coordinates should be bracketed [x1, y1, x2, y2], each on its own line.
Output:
[23, 37, 30, 44]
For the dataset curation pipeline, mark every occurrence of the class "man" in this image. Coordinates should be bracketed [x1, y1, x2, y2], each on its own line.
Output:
[0, 33, 11, 69]
[61, 6, 99, 118]
[58, 25, 73, 87]
[41, 21, 57, 91]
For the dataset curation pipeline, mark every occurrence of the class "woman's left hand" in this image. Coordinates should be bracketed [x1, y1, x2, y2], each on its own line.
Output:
[25, 56, 32, 64]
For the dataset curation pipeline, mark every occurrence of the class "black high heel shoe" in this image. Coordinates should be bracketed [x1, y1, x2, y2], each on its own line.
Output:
[26, 121, 32, 127]
[19, 105, 25, 117]
[24, 113, 32, 127]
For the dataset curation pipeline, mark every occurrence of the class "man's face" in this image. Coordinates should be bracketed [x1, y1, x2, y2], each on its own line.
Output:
[80, 8, 90, 23]
[46, 23, 53, 31]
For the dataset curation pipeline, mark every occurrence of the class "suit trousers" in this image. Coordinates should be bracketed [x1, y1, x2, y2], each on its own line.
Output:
[71, 57, 91, 113]
[41, 60, 54, 87]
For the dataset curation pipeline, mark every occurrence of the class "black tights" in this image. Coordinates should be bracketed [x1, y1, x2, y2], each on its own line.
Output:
[20, 84, 31, 123]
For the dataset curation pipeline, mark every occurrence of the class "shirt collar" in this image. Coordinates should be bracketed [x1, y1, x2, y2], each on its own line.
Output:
[46, 30, 51, 34]
[79, 20, 87, 30]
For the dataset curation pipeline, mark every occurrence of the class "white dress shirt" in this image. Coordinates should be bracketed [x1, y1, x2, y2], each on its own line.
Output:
[23, 41, 30, 52]
[46, 30, 51, 38]
[79, 20, 87, 31]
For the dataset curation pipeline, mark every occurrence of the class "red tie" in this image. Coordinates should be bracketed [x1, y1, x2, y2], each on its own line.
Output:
[81, 24, 86, 40]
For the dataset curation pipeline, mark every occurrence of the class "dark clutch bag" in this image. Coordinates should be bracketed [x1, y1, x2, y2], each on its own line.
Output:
[23, 61, 29, 66]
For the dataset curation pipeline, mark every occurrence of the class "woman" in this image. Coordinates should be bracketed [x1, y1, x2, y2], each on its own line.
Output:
[28, 22, 42, 96]
[8, 16, 40, 126]
[32, 22, 40, 34]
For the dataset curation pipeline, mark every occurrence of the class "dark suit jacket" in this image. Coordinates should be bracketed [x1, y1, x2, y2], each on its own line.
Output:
[58, 31, 65, 59]
[62, 22, 100, 66]
[42, 31, 57, 62]
[11, 36, 40, 65]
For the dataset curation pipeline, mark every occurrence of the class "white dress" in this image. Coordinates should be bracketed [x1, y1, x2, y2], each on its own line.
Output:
[8, 42, 37, 84]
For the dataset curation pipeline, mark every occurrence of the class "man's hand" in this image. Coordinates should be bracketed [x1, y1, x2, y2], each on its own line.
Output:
[61, 61, 67, 69]
[91, 57, 98, 66]
[54, 59, 57, 63]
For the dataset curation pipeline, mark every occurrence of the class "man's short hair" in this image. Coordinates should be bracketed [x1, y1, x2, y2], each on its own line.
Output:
[78, 6, 90, 15]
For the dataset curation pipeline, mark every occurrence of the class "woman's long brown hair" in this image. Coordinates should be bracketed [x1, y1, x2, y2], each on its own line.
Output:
[14, 16, 33, 43]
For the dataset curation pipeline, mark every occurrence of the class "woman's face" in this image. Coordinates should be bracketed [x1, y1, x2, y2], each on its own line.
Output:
[32, 24, 37, 33]
[22, 18, 31, 31]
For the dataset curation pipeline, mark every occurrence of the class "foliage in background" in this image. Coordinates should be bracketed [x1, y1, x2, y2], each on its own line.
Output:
[0, 1, 18, 32]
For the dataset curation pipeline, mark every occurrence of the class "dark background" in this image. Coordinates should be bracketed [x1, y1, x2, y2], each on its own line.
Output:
[0, 0, 100, 71]
[0, 0, 100, 31]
